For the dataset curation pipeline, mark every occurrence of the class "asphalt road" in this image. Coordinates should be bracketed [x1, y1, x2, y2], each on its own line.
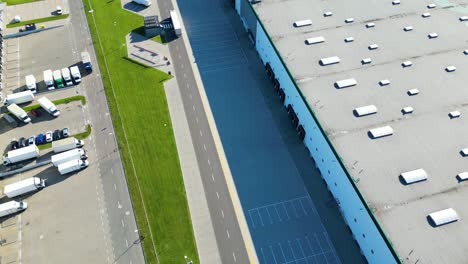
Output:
[68, 1, 145, 263]
[156, 3, 251, 264]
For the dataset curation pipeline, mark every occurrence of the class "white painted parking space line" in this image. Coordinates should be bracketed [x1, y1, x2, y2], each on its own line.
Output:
[118, 201, 122, 209]
[121, 219, 125, 228]
[221, 209, 224, 218]
[114, 184, 117, 191]
[192, 105, 196, 111]
[226, 229, 230, 239]
[216, 192, 220, 199]
[207, 159, 211, 165]
[211, 173, 215, 182]
[111, 168, 114, 174]
[196, 117, 199, 123]
[269, 245, 278, 264]
[199, 130, 203, 137]
[233, 252, 237, 262]
[203, 144, 206, 151]
[125, 239, 129, 247]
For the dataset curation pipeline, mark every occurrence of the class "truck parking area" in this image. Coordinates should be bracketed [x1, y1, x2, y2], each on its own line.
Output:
[0, 1, 135, 263]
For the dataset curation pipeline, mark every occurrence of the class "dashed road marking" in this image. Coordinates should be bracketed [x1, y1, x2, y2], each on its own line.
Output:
[226, 229, 230, 239]
[221, 209, 224, 218]
[216, 192, 220, 199]
[121, 219, 125, 228]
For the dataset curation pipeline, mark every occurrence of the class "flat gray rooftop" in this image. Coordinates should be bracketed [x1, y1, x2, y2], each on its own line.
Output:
[253, 0, 468, 263]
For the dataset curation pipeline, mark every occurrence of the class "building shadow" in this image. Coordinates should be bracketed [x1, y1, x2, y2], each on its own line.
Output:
[122, 2, 149, 13]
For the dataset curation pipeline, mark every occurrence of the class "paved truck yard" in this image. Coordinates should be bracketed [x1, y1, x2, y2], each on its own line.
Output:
[0, 0, 144, 263]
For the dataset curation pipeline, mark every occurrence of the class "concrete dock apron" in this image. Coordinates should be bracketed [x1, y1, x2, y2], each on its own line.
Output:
[167, 3, 259, 264]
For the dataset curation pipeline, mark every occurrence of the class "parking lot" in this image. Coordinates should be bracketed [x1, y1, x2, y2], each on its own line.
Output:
[0, 0, 144, 263]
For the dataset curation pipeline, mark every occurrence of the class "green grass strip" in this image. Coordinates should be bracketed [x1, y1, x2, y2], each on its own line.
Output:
[6, 14, 69, 28]
[37, 124, 92, 150]
[3, 0, 41, 5]
[84, 0, 199, 263]
[22, 95, 86, 112]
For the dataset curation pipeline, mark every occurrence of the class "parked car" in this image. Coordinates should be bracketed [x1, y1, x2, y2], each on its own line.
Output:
[61, 128, 69, 138]
[36, 134, 45, 145]
[18, 137, 27, 148]
[31, 109, 41, 117]
[28, 136, 35, 146]
[10, 140, 19, 150]
[53, 130, 61, 141]
[45, 131, 53, 143]
[56, 6, 62, 15]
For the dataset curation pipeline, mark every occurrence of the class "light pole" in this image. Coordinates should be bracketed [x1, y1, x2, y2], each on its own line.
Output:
[184, 255, 193, 264]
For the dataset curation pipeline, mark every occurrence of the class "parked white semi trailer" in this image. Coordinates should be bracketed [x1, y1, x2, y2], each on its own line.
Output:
[61, 68, 73, 86]
[43, 70, 54, 90]
[4, 177, 45, 198]
[170, 10, 182, 36]
[25, 75, 37, 93]
[52, 137, 84, 153]
[3, 145, 39, 165]
[3, 90, 34, 105]
[58, 159, 89, 175]
[7, 103, 31, 123]
[37, 97, 60, 117]
[51, 148, 87, 167]
[70, 66, 81, 84]
[0, 201, 28, 218]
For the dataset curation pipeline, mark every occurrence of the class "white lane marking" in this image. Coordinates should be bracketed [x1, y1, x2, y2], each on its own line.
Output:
[121, 219, 125, 228]
[125, 239, 129, 247]
[200, 130, 203, 137]
[118, 201, 122, 209]
[211, 173, 215, 182]
[226, 229, 230, 239]
[186, 83, 190, 88]
[207, 159, 211, 165]
[221, 210, 224, 218]
[216, 192, 220, 199]
[111, 168, 114, 174]
[192, 105, 196, 111]
[203, 144, 206, 151]
[196, 117, 199, 123]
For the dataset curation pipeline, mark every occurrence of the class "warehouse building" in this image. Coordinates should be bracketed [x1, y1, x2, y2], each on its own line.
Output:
[234, 0, 468, 263]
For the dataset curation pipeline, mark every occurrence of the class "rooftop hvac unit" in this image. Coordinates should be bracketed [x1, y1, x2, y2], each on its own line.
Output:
[323, 11, 333, 17]
[319, 56, 340, 66]
[369, 126, 393, 139]
[427, 3, 436, 8]
[422, 13, 431, 18]
[449, 111, 461, 118]
[335, 78, 357, 89]
[293, 19, 312, 27]
[345, 18, 354, 23]
[354, 105, 377, 117]
[428, 208, 458, 227]
[362, 58, 372, 64]
[305, 36, 325, 45]
[403, 26, 413, 32]
[344, 37, 354, 43]
[400, 169, 427, 184]
[457, 172, 468, 181]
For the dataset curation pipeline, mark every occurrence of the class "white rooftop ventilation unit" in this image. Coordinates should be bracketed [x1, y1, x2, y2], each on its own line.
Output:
[362, 58, 372, 64]
[422, 13, 431, 18]
[345, 18, 354, 23]
[464, 50, 468, 55]
[369, 126, 393, 139]
[408, 89, 419, 96]
[320, 56, 340, 66]
[427, 3, 436, 8]
[368, 44, 379, 50]
[344, 37, 354, 43]
[401, 169, 427, 184]
[457, 172, 468, 181]
[428, 208, 459, 227]
[306, 37, 325, 45]
[460, 16, 468, 21]
[402, 61, 412, 67]
[392, 0, 400, 5]
[335, 78, 357, 89]
[366, 23, 375, 28]
[446, 66, 456, 72]
[294, 19, 312, 27]
[402, 106, 414, 114]
[403, 26, 413, 31]
[428, 33, 438, 39]
[354, 105, 378, 117]
[324, 11, 333, 17]
[461, 148, 468, 156]
[379, 79, 390, 86]
[449, 111, 461, 118]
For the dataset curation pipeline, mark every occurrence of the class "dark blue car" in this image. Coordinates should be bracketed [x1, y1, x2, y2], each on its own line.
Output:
[35, 133, 45, 145]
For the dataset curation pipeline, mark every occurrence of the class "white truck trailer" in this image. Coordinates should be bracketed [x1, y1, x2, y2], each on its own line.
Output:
[51, 148, 87, 167]
[70, 66, 81, 84]
[170, 10, 182, 36]
[3, 90, 34, 105]
[25, 75, 37, 93]
[0, 201, 28, 218]
[37, 97, 60, 117]
[81, 52, 93, 72]
[7, 103, 31, 123]
[61, 68, 73, 86]
[43, 70, 55, 90]
[58, 159, 89, 175]
[52, 137, 84, 153]
[3, 177, 45, 198]
[2, 145, 39, 165]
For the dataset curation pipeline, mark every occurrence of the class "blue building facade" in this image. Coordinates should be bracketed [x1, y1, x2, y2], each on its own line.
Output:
[234, 0, 400, 263]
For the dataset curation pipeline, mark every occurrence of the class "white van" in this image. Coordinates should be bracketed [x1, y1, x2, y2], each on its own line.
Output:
[61, 68, 73, 86]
